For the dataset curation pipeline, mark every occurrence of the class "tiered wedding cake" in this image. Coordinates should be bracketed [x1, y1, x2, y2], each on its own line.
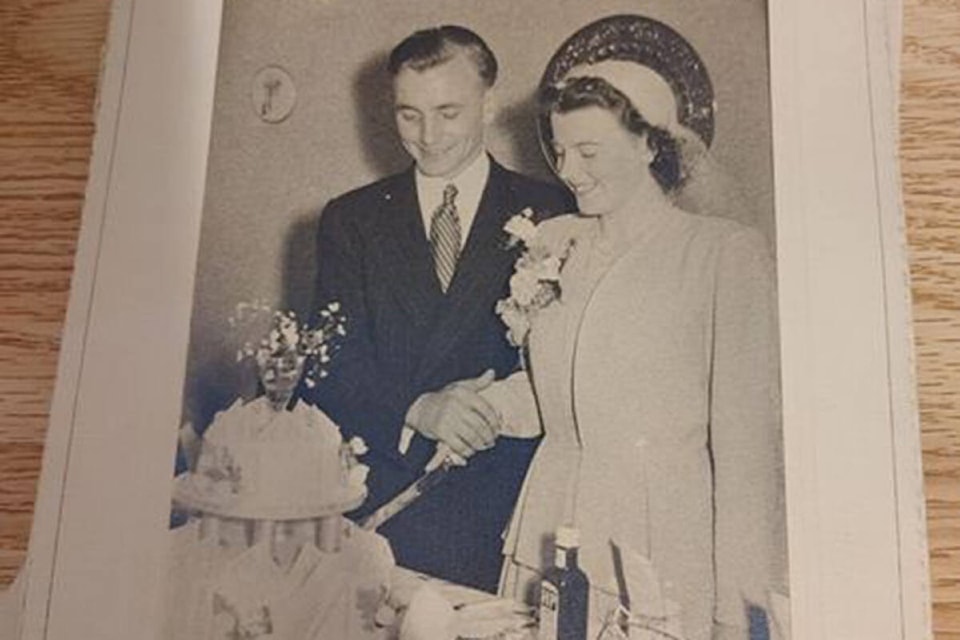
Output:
[165, 303, 534, 639]
[164, 304, 395, 640]
[173, 396, 368, 520]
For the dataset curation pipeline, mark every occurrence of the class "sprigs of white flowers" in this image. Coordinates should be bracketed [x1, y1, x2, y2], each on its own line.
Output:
[230, 301, 347, 410]
[495, 208, 573, 349]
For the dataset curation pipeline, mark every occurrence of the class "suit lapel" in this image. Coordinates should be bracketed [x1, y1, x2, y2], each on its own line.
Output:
[414, 161, 518, 386]
[372, 168, 443, 325]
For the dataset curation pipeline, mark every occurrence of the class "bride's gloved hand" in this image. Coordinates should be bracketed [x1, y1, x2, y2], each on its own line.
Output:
[405, 369, 501, 463]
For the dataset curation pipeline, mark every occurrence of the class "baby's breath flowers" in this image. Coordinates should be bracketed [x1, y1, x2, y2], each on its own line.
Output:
[230, 301, 346, 409]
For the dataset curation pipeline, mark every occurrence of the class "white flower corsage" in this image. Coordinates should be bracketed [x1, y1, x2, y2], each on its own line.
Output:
[496, 208, 574, 348]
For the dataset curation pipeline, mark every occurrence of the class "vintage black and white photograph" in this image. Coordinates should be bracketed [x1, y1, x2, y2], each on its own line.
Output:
[165, 2, 787, 639]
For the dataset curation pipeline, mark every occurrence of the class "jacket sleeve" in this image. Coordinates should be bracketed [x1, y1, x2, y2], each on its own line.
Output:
[709, 227, 789, 630]
[311, 200, 418, 463]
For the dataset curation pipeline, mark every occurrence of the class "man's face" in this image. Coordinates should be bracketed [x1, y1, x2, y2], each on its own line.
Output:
[393, 51, 491, 179]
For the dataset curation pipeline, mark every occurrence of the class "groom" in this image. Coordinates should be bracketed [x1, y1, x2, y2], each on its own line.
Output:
[312, 26, 572, 591]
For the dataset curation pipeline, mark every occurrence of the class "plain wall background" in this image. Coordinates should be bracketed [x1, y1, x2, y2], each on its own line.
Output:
[182, 0, 773, 428]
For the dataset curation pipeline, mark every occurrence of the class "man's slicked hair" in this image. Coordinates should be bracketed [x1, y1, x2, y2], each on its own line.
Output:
[388, 25, 498, 87]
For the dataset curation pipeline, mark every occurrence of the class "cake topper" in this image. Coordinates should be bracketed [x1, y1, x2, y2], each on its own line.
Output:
[230, 301, 347, 411]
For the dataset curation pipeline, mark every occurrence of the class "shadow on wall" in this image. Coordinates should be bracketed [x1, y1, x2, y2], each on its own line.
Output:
[178, 340, 259, 472]
[181, 207, 318, 447]
[280, 210, 320, 317]
[353, 50, 409, 177]
[496, 94, 554, 182]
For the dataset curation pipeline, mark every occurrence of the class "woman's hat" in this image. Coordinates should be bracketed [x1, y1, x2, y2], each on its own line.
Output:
[538, 14, 715, 159]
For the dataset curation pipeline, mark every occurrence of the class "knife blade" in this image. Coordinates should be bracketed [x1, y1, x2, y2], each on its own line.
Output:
[359, 457, 456, 531]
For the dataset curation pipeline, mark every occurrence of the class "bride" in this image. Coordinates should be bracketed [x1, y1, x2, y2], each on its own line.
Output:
[479, 16, 788, 640]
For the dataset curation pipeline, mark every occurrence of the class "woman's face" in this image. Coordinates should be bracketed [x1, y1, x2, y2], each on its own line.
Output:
[550, 106, 649, 216]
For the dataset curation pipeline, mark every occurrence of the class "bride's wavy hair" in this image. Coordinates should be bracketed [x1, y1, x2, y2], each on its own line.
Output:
[539, 76, 684, 193]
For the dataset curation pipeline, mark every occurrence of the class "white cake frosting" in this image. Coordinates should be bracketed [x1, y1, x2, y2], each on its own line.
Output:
[175, 397, 367, 520]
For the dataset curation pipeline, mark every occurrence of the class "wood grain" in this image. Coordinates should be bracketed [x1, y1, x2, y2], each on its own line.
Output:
[903, 0, 960, 636]
[0, 0, 109, 585]
[0, 0, 957, 636]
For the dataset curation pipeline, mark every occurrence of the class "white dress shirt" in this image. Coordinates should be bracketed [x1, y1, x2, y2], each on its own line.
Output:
[415, 151, 490, 249]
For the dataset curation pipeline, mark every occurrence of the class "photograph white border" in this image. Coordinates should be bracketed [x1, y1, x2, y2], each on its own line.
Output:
[769, 0, 929, 636]
[16, 0, 931, 638]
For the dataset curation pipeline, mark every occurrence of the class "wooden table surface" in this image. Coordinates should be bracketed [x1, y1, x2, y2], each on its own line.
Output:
[1, 0, 958, 636]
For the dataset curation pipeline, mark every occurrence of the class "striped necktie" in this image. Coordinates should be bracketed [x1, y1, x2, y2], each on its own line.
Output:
[429, 183, 460, 293]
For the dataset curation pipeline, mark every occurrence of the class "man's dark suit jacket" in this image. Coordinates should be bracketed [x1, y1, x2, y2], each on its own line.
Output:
[313, 157, 573, 592]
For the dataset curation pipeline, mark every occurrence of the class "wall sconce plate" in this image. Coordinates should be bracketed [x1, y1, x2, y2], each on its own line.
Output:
[252, 65, 296, 124]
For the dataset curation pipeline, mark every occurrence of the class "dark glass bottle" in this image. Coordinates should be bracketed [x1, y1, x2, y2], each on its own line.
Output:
[539, 526, 589, 640]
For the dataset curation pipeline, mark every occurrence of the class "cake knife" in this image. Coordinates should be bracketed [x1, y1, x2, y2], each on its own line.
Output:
[359, 454, 457, 531]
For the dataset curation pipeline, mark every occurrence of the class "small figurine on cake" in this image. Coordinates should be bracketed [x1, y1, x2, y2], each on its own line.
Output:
[164, 302, 394, 640]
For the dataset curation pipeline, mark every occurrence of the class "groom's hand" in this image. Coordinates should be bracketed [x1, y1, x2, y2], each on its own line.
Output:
[405, 369, 500, 460]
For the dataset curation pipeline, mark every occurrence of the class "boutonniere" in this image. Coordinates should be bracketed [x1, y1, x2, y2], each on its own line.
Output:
[496, 208, 575, 349]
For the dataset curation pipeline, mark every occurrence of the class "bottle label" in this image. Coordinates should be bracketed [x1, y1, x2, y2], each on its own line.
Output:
[539, 580, 560, 640]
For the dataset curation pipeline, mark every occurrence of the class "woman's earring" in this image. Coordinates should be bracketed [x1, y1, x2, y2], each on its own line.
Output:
[639, 137, 656, 166]
[645, 141, 657, 165]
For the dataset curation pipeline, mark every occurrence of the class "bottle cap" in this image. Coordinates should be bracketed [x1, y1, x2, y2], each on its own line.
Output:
[555, 526, 580, 549]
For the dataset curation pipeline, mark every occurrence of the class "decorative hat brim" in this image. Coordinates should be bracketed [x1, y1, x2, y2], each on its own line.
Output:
[172, 473, 367, 520]
[538, 14, 715, 167]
